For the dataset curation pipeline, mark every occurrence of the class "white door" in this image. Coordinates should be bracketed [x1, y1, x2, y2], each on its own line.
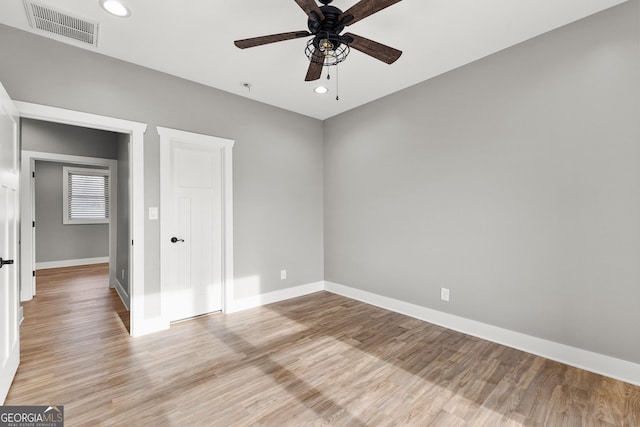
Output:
[159, 127, 234, 322]
[0, 82, 20, 404]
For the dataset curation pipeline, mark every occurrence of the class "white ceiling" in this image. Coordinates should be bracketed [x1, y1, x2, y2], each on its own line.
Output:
[0, 0, 629, 120]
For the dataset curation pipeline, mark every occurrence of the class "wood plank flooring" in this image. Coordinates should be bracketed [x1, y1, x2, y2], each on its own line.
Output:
[6, 264, 640, 426]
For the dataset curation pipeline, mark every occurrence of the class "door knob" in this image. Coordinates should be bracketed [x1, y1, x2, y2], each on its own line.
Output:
[170, 237, 184, 243]
[0, 257, 14, 269]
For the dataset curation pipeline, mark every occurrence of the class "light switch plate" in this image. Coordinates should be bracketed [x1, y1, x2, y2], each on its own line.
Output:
[148, 207, 158, 220]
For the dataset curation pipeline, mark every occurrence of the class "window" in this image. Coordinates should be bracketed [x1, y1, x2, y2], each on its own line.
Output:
[63, 167, 110, 224]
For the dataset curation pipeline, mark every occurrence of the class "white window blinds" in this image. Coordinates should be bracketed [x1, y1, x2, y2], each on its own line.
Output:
[63, 167, 110, 224]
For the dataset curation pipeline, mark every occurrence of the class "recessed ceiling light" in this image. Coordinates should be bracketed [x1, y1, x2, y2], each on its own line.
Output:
[99, 0, 130, 17]
[314, 86, 328, 94]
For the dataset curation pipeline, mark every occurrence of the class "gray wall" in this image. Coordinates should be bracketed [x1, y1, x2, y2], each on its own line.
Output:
[2, 0, 636, 366]
[0, 23, 325, 318]
[23, 119, 120, 264]
[33, 161, 109, 263]
[324, 1, 640, 363]
[116, 133, 130, 296]
[22, 118, 119, 159]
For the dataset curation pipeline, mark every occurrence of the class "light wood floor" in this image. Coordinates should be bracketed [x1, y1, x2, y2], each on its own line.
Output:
[6, 264, 640, 426]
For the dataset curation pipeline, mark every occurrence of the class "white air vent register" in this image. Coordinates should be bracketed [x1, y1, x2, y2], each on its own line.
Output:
[23, 0, 99, 47]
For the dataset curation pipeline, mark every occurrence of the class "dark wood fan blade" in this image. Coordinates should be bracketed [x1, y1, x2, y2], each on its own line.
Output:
[305, 49, 324, 81]
[234, 31, 311, 49]
[295, 0, 325, 21]
[343, 32, 402, 64]
[339, 0, 402, 26]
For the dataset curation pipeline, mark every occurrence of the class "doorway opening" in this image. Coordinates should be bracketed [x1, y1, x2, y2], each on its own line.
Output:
[25, 148, 124, 307]
[16, 102, 148, 336]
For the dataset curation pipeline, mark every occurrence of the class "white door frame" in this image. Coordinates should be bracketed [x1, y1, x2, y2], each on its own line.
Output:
[0, 82, 21, 405]
[21, 152, 118, 295]
[158, 126, 234, 323]
[15, 102, 149, 337]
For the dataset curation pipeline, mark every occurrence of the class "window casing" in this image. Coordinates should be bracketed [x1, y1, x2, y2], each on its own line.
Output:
[63, 167, 110, 224]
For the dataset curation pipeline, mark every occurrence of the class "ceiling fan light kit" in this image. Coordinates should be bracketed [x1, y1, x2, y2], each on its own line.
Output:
[234, 0, 403, 82]
[305, 38, 350, 67]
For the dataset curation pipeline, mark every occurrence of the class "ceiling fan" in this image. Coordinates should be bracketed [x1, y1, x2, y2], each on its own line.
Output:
[234, 0, 403, 81]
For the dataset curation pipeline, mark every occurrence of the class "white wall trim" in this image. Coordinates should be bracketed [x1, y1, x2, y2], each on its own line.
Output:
[157, 126, 235, 323]
[130, 316, 169, 337]
[229, 281, 325, 313]
[21, 151, 117, 300]
[16, 101, 148, 337]
[113, 278, 130, 311]
[15, 102, 148, 134]
[36, 257, 109, 270]
[324, 281, 640, 387]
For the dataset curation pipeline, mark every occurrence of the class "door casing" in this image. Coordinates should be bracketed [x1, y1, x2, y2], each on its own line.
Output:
[0, 82, 20, 404]
[22, 152, 118, 297]
[158, 126, 234, 324]
[15, 102, 153, 337]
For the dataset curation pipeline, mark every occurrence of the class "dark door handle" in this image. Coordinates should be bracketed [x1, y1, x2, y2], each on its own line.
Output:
[170, 237, 184, 243]
[0, 257, 14, 269]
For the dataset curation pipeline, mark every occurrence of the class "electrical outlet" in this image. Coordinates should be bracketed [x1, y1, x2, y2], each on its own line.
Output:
[441, 287, 450, 302]
[280, 269, 287, 280]
[121, 269, 125, 280]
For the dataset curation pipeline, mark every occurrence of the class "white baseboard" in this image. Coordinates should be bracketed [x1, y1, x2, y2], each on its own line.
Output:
[131, 316, 170, 337]
[119, 277, 640, 386]
[36, 257, 109, 270]
[113, 278, 130, 311]
[324, 281, 640, 387]
[229, 281, 325, 313]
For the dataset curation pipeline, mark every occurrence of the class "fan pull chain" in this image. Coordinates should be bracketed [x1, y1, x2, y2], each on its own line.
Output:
[335, 64, 340, 101]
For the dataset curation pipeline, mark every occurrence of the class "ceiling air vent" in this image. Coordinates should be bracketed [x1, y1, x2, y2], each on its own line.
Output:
[23, 0, 99, 47]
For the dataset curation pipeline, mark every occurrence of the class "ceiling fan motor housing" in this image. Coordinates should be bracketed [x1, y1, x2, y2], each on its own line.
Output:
[308, 5, 345, 50]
